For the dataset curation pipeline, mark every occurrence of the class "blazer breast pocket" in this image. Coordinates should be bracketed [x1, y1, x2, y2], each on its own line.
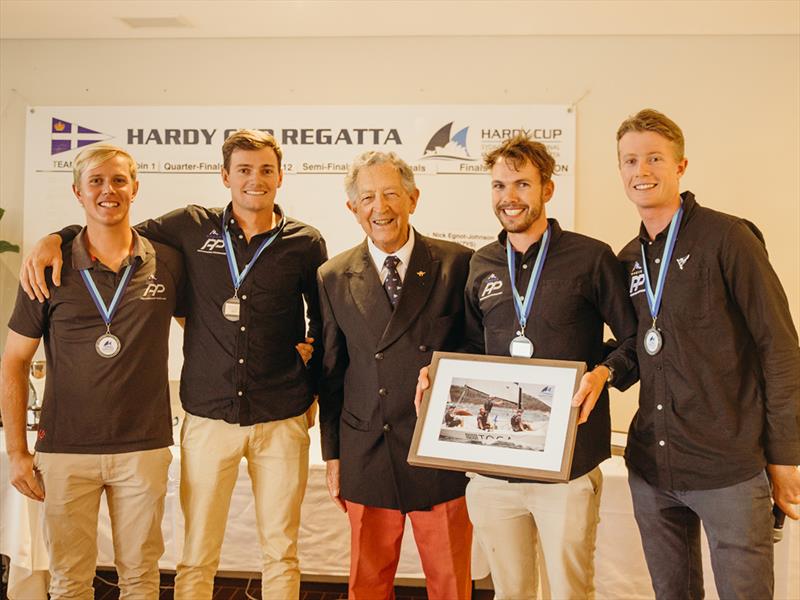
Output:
[341, 408, 371, 432]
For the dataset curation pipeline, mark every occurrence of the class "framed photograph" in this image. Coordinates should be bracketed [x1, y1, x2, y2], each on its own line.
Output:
[408, 351, 586, 482]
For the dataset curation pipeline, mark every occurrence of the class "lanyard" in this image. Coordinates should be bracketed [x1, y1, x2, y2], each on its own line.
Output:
[640, 204, 684, 323]
[506, 223, 551, 333]
[79, 262, 136, 328]
[223, 213, 282, 294]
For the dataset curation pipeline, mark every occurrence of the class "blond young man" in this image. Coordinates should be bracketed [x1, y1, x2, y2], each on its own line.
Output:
[616, 109, 800, 599]
[19, 130, 327, 599]
[1, 145, 184, 598]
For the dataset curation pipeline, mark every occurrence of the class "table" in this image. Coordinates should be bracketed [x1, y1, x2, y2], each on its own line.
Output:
[2, 427, 798, 599]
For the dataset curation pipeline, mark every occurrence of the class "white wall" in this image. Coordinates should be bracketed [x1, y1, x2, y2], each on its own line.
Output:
[2, 33, 798, 430]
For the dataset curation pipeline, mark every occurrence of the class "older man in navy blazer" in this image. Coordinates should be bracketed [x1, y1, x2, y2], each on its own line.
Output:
[318, 151, 473, 599]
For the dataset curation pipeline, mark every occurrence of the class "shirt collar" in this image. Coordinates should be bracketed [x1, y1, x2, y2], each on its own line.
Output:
[497, 218, 562, 262]
[71, 227, 150, 271]
[637, 191, 696, 244]
[367, 226, 415, 272]
[222, 202, 286, 239]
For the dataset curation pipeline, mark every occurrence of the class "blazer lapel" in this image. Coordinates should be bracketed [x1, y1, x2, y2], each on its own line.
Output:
[378, 234, 439, 351]
[347, 241, 393, 343]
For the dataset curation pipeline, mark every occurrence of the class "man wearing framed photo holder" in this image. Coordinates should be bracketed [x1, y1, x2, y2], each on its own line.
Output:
[419, 134, 638, 599]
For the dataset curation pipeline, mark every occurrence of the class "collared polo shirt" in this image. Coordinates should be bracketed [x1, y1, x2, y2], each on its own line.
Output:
[9, 229, 184, 454]
[619, 191, 800, 490]
[464, 219, 639, 480]
[60, 204, 327, 425]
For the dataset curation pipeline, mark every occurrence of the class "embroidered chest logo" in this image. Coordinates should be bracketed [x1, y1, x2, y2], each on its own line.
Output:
[197, 228, 225, 255]
[141, 273, 167, 300]
[629, 261, 645, 297]
[479, 273, 504, 301]
[676, 254, 690, 270]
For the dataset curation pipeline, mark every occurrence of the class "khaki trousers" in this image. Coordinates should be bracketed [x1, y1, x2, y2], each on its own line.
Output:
[174, 412, 309, 600]
[465, 468, 603, 600]
[34, 448, 172, 600]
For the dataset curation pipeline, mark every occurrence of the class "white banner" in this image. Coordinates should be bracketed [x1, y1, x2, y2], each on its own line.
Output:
[24, 105, 575, 258]
[24, 105, 575, 378]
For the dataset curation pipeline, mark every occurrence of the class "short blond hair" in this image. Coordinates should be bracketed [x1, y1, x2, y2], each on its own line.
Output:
[616, 109, 685, 161]
[483, 134, 555, 184]
[73, 145, 137, 187]
[222, 129, 283, 172]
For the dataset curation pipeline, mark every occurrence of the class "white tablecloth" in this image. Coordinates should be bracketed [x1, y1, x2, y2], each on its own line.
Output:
[2, 428, 798, 599]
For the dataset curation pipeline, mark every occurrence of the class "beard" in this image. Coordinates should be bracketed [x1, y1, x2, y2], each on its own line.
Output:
[494, 195, 543, 234]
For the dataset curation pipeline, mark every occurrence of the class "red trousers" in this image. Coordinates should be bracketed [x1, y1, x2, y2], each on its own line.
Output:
[346, 496, 472, 600]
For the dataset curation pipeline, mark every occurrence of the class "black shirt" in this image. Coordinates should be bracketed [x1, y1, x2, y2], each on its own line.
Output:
[619, 192, 800, 490]
[465, 220, 639, 480]
[61, 204, 328, 426]
[9, 230, 184, 453]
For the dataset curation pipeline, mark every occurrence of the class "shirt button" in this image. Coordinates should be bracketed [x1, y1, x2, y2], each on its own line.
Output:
[419, 345, 428, 352]
[383, 423, 391, 432]
[238, 358, 244, 364]
[655, 258, 661, 264]
[648, 241, 653, 246]
[657, 404, 663, 410]
[240, 326, 246, 332]
[522, 264, 528, 270]
[237, 391, 243, 397]
[241, 294, 247, 300]
[238, 234, 243, 240]
[378, 388, 387, 397]
[374, 352, 384, 360]
[659, 440, 665, 447]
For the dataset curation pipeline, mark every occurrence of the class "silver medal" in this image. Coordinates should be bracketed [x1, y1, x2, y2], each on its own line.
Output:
[644, 327, 663, 356]
[509, 335, 534, 358]
[96, 333, 122, 358]
[222, 296, 241, 322]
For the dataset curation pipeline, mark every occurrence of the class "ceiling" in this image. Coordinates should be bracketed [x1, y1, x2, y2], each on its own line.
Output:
[1, 0, 798, 40]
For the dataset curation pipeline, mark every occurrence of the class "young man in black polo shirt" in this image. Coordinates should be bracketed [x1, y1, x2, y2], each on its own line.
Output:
[420, 135, 638, 598]
[20, 130, 328, 599]
[1, 145, 184, 598]
[616, 108, 800, 599]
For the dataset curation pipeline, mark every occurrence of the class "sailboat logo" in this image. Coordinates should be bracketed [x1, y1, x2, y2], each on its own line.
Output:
[420, 122, 477, 161]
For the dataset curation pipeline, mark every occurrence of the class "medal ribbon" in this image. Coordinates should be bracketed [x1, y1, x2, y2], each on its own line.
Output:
[80, 262, 137, 327]
[223, 213, 282, 293]
[506, 223, 551, 332]
[640, 204, 684, 321]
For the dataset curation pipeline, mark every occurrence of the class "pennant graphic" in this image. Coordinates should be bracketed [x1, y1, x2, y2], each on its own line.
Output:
[51, 118, 111, 155]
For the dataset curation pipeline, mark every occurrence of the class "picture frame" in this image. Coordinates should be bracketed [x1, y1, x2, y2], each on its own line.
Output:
[408, 351, 586, 482]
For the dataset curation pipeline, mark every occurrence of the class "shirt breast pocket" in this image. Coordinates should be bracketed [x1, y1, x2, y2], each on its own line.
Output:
[672, 267, 710, 321]
[537, 280, 587, 325]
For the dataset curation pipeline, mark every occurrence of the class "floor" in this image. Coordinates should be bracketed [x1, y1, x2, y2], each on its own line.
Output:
[91, 570, 495, 600]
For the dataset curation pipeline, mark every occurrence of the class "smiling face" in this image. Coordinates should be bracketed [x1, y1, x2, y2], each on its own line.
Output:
[222, 147, 283, 217]
[72, 155, 138, 229]
[347, 161, 419, 253]
[618, 130, 687, 214]
[491, 156, 554, 237]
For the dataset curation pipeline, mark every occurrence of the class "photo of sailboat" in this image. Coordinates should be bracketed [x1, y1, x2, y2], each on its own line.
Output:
[438, 377, 554, 451]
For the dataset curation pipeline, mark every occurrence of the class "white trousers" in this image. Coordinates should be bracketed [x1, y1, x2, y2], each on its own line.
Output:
[466, 467, 603, 600]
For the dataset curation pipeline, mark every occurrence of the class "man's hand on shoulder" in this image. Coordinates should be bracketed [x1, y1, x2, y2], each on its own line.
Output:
[8, 450, 44, 501]
[20, 234, 64, 302]
[767, 464, 800, 520]
[325, 459, 346, 513]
